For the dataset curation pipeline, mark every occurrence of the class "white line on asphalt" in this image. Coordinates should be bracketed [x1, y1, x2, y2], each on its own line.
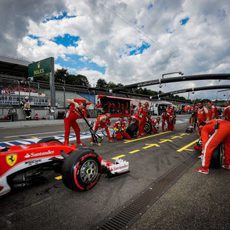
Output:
[4, 131, 64, 139]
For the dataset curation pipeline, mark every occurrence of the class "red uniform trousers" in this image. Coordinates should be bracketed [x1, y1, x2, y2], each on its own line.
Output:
[202, 120, 230, 169]
[93, 123, 112, 141]
[167, 115, 175, 131]
[201, 120, 216, 151]
[64, 118, 80, 145]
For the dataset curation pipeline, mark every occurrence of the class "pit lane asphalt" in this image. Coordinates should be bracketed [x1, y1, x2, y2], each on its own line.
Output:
[0, 116, 228, 230]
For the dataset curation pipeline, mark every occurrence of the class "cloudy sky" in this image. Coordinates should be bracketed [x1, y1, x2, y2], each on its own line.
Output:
[0, 0, 229, 100]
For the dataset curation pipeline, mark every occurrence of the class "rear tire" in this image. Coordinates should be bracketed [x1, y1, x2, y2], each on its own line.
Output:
[210, 145, 223, 168]
[62, 149, 101, 191]
[126, 123, 138, 138]
[144, 121, 152, 134]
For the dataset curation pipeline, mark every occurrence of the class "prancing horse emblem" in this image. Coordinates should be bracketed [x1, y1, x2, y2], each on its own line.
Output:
[6, 154, 17, 167]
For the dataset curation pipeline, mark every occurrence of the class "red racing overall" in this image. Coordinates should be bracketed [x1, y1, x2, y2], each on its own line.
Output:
[138, 104, 149, 136]
[161, 111, 168, 131]
[93, 114, 113, 142]
[64, 103, 86, 146]
[113, 119, 131, 140]
[166, 106, 175, 131]
[197, 106, 208, 135]
[202, 119, 230, 170]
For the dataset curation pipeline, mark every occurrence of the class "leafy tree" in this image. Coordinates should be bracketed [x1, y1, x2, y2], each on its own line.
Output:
[55, 68, 69, 83]
[96, 78, 108, 88]
[66, 74, 90, 87]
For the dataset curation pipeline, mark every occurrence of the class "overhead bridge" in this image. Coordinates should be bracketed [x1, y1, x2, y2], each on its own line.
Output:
[114, 73, 230, 91]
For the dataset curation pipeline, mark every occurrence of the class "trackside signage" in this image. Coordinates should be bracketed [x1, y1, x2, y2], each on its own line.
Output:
[28, 57, 54, 77]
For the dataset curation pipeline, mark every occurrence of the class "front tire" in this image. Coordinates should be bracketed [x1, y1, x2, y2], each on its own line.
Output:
[62, 149, 101, 191]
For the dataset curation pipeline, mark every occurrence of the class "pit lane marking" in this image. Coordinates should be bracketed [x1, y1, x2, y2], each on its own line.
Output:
[179, 133, 190, 136]
[4, 131, 64, 139]
[159, 139, 173, 143]
[55, 175, 63, 180]
[112, 155, 126, 160]
[124, 131, 171, 144]
[129, 149, 141, 154]
[177, 139, 199, 152]
[170, 135, 183, 140]
[142, 144, 160, 149]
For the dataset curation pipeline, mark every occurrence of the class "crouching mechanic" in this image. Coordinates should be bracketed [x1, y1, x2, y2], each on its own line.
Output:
[151, 116, 160, 133]
[93, 113, 114, 143]
[64, 99, 86, 146]
[113, 117, 131, 140]
[196, 106, 230, 174]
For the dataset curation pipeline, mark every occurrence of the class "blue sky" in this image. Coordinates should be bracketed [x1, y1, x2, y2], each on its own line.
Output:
[56, 54, 106, 74]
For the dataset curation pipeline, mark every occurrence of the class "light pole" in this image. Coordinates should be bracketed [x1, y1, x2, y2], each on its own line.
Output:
[63, 79, 66, 111]
[17, 80, 21, 105]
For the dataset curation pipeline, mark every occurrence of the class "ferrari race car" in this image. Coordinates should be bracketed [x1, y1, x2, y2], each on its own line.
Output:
[0, 138, 129, 196]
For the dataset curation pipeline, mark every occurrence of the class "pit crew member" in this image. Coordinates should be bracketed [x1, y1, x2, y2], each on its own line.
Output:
[113, 117, 131, 140]
[64, 99, 86, 146]
[196, 106, 230, 174]
[93, 113, 114, 143]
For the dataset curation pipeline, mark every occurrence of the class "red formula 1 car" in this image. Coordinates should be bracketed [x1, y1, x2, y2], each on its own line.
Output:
[0, 138, 129, 196]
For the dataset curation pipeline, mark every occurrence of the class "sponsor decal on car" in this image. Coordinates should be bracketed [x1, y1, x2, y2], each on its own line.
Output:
[24, 150, 54, 159]
[25, 159, 42, 166]
[6, 154, 17, 167]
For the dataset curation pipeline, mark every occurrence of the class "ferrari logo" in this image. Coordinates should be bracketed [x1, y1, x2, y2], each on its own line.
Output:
[6, 154, 17, 167]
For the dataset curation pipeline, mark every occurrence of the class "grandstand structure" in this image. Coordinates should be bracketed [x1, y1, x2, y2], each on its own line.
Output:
[0, 56, 49, 107]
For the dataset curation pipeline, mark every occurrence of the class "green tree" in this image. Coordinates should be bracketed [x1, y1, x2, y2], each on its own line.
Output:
[96, 78, 108, 88]
[55, 68, 69, 83]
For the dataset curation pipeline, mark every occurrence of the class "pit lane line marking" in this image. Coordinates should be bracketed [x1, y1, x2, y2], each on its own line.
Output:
[159, 139, 173, 143]
[143, 144, 160, 149]
[170, 135, 183, 139]
[4, 131, 65, 139]
[112, 155, 126, 160]
[129, 149, 141, 154]
[55, 175, 63, 180]
[177, 139, 199, 152]
[124, 131, 171, 144]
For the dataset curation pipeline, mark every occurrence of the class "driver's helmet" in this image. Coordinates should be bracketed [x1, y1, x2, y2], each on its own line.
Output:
[24, 96, 29, 101]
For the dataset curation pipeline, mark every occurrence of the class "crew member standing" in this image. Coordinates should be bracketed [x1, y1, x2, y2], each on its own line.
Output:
[161, 109, 168, 131]
[166, 105, 175, 131]
[64, 99, 86, 146]
[197, 102, 209, 135]
[138, 102, 149, 136]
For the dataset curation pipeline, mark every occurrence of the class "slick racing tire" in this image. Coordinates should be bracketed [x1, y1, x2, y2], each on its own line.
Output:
[62, 149, 101, 191]
[126, 123, 138, 138]
[210, 145, 223, 169]
[37, 137, 63, 145]
[144, 121, 152, 134]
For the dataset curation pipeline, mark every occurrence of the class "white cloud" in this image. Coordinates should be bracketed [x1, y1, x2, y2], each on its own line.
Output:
[0, 0, 229, 99]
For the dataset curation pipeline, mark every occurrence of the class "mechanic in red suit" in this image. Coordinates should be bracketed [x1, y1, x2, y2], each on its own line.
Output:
[166, 105, 175, 131]
[207, 101, 218, 120]
[113, 117, 131, 140]
[196, 106, 230, 174]
[93, 113, 114, 143]
[161, 109, 168, 131]
[197, 102, 209, 135]
[151, 116, 160, 133]
[138, 102, 150, 136]
[64, 99, 86, 146]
